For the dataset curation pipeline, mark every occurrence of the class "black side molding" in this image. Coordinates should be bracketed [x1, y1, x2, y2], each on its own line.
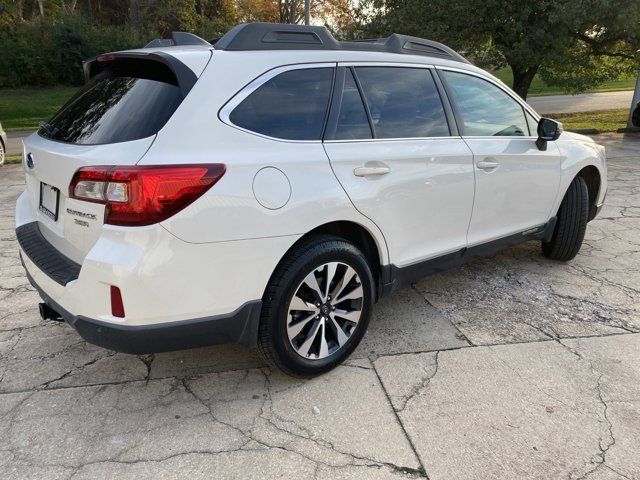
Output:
[16, 222, 81, 286]
[71, 301, 262, 354]
[383, 219, 557, 294]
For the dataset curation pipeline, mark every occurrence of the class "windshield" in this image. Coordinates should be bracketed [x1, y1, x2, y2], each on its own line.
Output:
[40, 66, 183, 145]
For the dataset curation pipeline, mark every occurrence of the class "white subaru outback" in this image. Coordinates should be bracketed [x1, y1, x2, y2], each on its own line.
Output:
[16, 23, 607, 376]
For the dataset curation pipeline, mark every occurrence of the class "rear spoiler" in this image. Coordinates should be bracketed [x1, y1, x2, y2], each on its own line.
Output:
[82, 51, 198, 97]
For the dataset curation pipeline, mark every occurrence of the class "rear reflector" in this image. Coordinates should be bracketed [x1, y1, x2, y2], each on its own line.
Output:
[69, 164, 226, 226]
[110, 286, 125, 318]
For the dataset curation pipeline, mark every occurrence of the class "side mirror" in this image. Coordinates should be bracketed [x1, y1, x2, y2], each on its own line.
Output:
[536, 118, 563, 151]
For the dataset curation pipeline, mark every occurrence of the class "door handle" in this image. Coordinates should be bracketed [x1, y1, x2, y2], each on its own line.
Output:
[353, 166, 391, 177]
[476, 160, 500, 171]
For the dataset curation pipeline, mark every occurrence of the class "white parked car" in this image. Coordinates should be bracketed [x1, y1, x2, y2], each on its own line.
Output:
[16, 23, 607, 375]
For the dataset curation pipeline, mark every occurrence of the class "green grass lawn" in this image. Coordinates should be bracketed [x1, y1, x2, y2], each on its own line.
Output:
[547, 109, 628, 133]
[0, 86, 77, 131]
[3, 153, 22, 164]
[492, 68, 636, 97]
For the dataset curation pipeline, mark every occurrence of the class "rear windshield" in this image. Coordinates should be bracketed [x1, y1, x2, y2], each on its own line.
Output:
[39, 63, 183, 145]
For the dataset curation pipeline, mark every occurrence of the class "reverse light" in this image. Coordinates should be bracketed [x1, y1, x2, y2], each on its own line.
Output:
[69, 164, 226, 226]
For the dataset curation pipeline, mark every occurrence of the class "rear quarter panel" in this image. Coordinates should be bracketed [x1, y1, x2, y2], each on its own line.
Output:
[143, 52, 390, 265]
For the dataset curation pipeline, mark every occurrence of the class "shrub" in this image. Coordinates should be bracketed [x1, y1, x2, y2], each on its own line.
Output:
[0, 16, 145, 88]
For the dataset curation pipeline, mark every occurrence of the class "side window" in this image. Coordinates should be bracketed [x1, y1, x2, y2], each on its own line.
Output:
[355, 67, 450, 138]
[334, 69, 372, 140]
[229, 67, 333, 140]
[526, 110, 539, 136]
[441, 71, 529, 137]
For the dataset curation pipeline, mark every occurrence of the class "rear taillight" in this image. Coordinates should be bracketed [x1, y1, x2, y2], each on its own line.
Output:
[69, 164, 226, 226]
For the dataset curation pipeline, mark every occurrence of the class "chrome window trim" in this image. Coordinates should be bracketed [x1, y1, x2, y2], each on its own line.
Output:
[218, 62, 336, 144]
[324, 136, 462, 144]
[435, 65, 542, 139]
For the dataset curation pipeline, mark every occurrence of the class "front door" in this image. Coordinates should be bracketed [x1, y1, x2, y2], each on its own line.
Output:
[438, 69, 561, 246]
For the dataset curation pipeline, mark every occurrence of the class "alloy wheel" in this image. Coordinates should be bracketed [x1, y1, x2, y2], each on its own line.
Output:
[286, 262, 364, 360]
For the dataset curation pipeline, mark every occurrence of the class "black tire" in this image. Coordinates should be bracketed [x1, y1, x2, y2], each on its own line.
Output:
[0, 140, 5, 166]
[258, 235, 374, 376]
[542, 175, 589, 261]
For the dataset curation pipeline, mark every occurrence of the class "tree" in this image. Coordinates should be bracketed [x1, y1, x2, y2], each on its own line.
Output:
[279, 0, 302, 23]
[576, 0, 640, 128]
[129, 0, 137, 29]
[363, 0, 638, 100]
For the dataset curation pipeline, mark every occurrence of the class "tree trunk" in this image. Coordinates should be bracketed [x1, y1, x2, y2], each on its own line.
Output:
[69, 0, 78, 12]
[196, 0, 204, 17]
[36, 0, 44, 16]
[279, 0, 299, 24]
[627, 71, 640, 129]
[129, 0, 138, 29]
[16, 0, 24, 20]
[304, 0, 310, 25]
[511, 66, 539, 101]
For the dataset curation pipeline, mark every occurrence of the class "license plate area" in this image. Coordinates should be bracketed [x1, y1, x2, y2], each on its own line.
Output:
[39, 182, 60, 221]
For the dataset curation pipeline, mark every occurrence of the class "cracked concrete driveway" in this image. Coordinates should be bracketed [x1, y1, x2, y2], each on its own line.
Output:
[1, 134, 639, 480]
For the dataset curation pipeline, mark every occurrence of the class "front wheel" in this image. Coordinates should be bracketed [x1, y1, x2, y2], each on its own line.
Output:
[542, 175, 589, 261]
[258, 236, 374, 376]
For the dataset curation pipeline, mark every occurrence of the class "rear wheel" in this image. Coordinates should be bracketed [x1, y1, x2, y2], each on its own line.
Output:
[542, 175, 589, 261]
[258, 236, 374, 376]
[0, 140, 5, 165]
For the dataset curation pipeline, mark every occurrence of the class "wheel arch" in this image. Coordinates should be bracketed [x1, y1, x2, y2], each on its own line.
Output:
[577, 165, 601, 221]
[268, 220, 389, 301]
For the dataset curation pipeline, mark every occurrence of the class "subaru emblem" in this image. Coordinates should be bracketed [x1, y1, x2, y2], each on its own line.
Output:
[26, 153, 34, 169]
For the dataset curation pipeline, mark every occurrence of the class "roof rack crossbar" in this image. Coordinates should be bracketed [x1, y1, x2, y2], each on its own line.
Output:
[212, 23, 469, 64]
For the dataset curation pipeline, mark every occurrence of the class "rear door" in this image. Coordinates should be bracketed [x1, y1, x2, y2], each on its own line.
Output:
[21, 54, 201, 263]
[438, 69, 561, 246]
[323, 65, 475, 268]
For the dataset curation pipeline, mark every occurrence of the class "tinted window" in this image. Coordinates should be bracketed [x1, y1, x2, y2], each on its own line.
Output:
[442, 71, 528, 137]
[41, 73, 182, 145]
[355, 67, 449, 138]
[334, 69, 372, 140]
[230, 68, 333, 140]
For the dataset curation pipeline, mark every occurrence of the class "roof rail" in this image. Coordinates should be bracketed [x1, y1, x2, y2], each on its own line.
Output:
[145, 31, 211, 48]
[213, 23, 470, 64]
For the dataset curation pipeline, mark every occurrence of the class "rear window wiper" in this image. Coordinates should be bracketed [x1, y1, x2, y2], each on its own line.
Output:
[39, 121, 63, 141]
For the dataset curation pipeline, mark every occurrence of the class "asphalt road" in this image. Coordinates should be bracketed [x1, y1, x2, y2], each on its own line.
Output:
[1, 134, 639, 479]
[527, 90, 634, 115]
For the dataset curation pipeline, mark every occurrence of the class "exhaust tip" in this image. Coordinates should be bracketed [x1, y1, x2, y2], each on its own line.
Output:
[39, 302, 63, 322]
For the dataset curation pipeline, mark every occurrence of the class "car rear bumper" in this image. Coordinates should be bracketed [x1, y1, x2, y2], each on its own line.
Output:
[25, 265, 261, 353]
[16, 189, 300, 353]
